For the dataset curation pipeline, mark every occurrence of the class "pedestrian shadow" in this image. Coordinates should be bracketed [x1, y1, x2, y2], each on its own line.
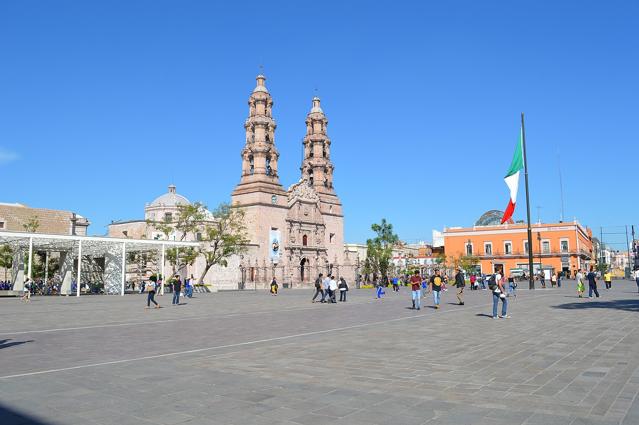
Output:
[553, 299, 639, 313]
[0, 402, 51, 424]
[475, 313, 493, 318]
[0, 339, 33, 350]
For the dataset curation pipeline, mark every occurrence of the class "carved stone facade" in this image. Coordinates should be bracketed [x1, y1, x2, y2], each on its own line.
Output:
[231, 75, 352, 288]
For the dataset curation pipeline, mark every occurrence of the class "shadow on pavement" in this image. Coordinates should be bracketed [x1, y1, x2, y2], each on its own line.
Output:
[0, 339, 33, 350]
[554, 299, 639, 313]
[0, 403, 51, 424]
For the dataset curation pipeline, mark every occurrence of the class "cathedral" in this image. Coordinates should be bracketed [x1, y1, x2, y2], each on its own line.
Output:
[231, 75, 353, 288]
[108, 75, 354, 289]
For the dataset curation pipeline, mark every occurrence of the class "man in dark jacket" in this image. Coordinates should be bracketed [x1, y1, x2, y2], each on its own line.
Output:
[312, 273, 324, 303]
[454, 268, 465, 305]
[172, 276, 182, 305]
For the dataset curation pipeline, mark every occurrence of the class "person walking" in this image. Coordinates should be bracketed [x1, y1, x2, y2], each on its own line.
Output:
[270, 277, 279, 296]
[172, 276, 182, 305]
[576, 268, 585, 297]
[587, 266, 600, 298]
[539, 271, 546, 289]
[428, 270, 444, 309]
[409, 270, 421, 310]
[603, 271, 612, 290]
[375, 280, 385, 299]
[328, 275, 338, 303]
[323, 274, 331, 302]
[469, 273, 477, 290]
[454, 268, 465, 305]
[145, 280, 160, 309]
[312, 273, 324, 303]
[557, 271, 562, 288]
[392, 277, 399, 292]
[491, 272, 509, 319]
[635, 268, 639, 293]
[480, 273, 487, 290]
[21, 278, 31, 303]
[507, 274, 517, 297]
[550, 272, 557, 288]
[338, 277, 348, 302]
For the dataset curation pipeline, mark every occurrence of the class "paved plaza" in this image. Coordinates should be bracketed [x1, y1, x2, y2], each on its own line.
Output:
[1, 282, 639, 425]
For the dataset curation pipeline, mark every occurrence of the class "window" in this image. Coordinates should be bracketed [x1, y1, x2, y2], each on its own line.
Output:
[465, 243, 473, 255]
[524, 241, 529, 254]
[249, 155, 254, 175]
[164, 212, 173, 222]
[542, 240, 550, 254]
[302, 235, 308, 246]
[484, 242, 492, 255]
[330, 233, 335, 243]
[196, 232, 202, 241]
[0, 221, 4, 229]
[266, 156, 272, 176]
[560, 239, 569, 253]
[504, 242, 512, 254]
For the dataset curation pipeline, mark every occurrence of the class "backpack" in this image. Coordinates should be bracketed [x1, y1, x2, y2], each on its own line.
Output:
[488, 274, 497, 290]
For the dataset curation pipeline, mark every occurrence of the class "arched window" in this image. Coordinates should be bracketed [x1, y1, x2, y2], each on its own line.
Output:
[266, 155, 272, 176]
[249, 155, 254, 175]
[302, 235, 308, 246]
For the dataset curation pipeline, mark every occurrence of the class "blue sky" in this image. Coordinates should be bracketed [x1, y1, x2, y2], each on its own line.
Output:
[1, 0, 637, 243]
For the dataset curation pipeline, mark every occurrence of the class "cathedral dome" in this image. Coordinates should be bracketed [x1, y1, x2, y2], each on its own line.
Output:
[149, 185, 190, 207]
[475, 210, 513, 226]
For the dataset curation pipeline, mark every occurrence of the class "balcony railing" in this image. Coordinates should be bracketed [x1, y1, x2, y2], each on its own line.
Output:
[469, 249, 592, 259]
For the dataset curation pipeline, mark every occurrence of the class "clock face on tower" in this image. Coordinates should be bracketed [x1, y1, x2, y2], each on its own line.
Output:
[271, 195, 277, 204]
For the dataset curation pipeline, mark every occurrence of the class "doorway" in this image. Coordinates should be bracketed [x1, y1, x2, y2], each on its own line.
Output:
[300, 258, 307, 283]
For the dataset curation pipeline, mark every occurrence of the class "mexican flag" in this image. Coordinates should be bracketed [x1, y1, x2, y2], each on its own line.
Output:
[501, 128, 524, 224]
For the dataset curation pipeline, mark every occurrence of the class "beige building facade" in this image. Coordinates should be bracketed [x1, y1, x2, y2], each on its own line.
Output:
[108, 75, 353, 289]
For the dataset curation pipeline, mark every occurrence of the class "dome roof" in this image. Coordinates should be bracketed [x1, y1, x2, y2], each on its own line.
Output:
[475, 210, 513, 226]
[149, 185, 190, 208]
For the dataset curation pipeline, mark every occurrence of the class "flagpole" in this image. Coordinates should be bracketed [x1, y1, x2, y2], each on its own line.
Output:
[521, 112, 535, 290]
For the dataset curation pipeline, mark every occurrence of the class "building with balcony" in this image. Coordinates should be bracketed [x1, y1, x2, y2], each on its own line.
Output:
[441, 210, 593, 277]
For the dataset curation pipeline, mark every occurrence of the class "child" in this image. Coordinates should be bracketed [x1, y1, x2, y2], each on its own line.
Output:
[270, 277, 278, 296]
[376, 282, 385, 299]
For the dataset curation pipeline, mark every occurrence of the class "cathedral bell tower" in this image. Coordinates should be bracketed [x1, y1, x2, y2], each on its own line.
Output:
[232, 75, 286, 200]
[300, 97, 342, 217]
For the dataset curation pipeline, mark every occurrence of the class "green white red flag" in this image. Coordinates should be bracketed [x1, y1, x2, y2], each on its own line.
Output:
[501, 128, 524, 224]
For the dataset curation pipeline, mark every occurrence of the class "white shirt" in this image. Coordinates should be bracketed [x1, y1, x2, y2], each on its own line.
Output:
[329, 279, 338, 291]
[576, 272, 583, 283]
[495, 273, 502, 283]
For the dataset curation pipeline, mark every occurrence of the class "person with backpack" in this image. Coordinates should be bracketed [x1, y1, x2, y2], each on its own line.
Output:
[454, 268, 465, 305]
[338, 277, 348, 302]
[428, 269, 444, 309]
[312, 273, 324, 303]
[490, 271, 509, 319]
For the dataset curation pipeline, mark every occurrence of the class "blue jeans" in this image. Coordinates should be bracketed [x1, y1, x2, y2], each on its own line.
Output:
[492, 292, 507, 317]
[433, 290, 441, 306]
[588, 282, 599, 298]
[412, 290, 421, 309]
[480, 280, 486, 289]
[172, 290, 180, 305]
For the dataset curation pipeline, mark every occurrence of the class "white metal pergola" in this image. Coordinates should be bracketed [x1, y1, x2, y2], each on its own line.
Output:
[0, 231, 199, 296]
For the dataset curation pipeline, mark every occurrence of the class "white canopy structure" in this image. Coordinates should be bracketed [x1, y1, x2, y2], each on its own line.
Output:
[0, 231, 199, 296]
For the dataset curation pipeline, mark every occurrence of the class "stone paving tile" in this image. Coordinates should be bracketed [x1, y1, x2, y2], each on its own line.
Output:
[1, 283, 639, 425]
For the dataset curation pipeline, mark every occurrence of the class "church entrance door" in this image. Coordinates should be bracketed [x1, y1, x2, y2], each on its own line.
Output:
[300, 258, 307, 283]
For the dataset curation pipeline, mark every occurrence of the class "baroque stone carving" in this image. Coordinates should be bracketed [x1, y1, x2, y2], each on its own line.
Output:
[287, 177, 320, 203]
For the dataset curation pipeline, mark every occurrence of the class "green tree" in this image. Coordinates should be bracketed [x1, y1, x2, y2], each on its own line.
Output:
[147, 203, 207, 276]
[457, 255, 480, 275]
[0, 245, 13, 281]
[23, 215, 40, 233]
[365, 219, 399, 282]
[197, 203, 248, 285]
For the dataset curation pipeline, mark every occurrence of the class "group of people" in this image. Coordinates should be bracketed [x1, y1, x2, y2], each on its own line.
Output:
[311, 273, 349, 303]
[142, 275, 197, 309]
[377, 269, 511, 319]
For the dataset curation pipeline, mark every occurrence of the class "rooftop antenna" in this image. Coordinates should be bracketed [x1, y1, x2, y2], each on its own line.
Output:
[536, 205, 542, 224]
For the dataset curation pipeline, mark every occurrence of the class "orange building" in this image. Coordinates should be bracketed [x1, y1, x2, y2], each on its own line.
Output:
[442, 211, 593, 277]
